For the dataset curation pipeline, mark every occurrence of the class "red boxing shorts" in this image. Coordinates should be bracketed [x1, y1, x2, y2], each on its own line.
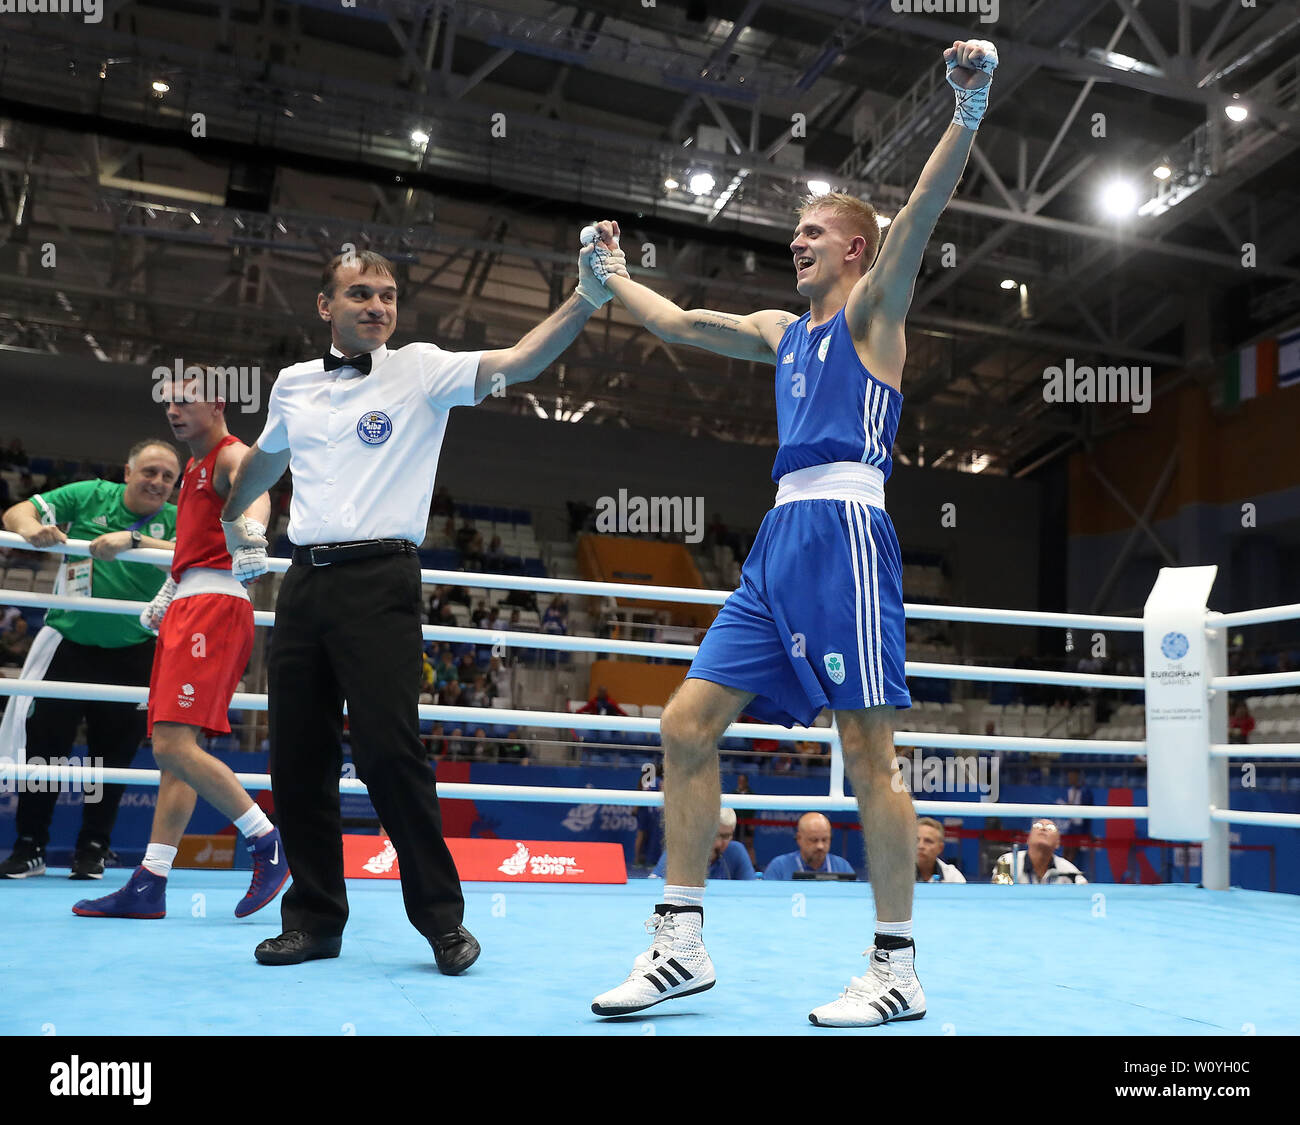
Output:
[148, 591, 254, 736]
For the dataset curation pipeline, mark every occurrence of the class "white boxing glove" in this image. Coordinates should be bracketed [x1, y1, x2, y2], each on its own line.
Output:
[221, 516, 269, 583]
[946, 40, 998, 130]
[141, 576, 178, 634]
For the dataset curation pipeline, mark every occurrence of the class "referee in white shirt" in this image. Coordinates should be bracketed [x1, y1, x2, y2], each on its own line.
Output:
[220, 243, 626, 970]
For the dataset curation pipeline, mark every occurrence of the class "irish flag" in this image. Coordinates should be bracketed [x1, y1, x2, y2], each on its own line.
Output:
[1223, 338, 1278, 405]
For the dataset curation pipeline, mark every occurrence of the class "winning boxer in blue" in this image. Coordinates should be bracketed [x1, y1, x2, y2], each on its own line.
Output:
[587, 39, 1001, 1028]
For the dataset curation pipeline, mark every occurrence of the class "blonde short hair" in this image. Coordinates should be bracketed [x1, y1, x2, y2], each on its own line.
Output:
[797, 191, 881, 271]
[917, 816, 945, 839]
[718, 807, 737, 831]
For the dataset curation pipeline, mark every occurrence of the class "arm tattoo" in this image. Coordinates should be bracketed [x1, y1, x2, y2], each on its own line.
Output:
[693, 314, 740, 334]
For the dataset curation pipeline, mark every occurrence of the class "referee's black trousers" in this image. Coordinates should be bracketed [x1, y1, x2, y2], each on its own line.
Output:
[267, 551, 464, 940]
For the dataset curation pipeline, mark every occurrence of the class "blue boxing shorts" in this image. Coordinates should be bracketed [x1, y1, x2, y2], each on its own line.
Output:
[689, 464, 911, 727]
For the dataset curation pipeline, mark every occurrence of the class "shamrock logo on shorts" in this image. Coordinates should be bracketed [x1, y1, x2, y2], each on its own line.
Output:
[823, 652, 846, 685]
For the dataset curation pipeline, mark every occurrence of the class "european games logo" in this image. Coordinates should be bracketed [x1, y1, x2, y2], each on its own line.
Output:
[356, 411, 393, 445]
[1161, 632, 1189, 661]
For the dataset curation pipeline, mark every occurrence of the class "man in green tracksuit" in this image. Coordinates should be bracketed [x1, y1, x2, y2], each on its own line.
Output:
[0, 440, 180, 879]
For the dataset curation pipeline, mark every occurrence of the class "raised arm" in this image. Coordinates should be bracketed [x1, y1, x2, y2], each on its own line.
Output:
[594, 221, 793, 364]
[474, 292, 600, 400]
[846, 40, 998, 375]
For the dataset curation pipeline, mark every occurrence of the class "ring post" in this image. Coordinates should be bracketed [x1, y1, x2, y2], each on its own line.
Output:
[1142, 566, 1218, 861]
[1203, 613, 1230, 889]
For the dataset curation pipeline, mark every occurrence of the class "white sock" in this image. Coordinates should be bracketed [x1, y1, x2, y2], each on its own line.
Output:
[876, 918, 913, 941]
[874, 919, 917, 988]
[141, 843, 177, 878]
[232, 804, 273, 840]
[663, 884, 705, 909]
[660, 884, 705, 946]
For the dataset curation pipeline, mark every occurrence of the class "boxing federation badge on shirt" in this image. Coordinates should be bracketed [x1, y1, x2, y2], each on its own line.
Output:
[356, 411, 393, 445]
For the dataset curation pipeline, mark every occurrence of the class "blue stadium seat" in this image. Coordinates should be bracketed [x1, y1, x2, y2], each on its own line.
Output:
[469, 504, 492, 521]
[420, 548, 461, 570]
[29, 457, 53, 474]
[489, 507, 511, 523]
[509, 509, 531, 525]
[522, 558, 546, 577]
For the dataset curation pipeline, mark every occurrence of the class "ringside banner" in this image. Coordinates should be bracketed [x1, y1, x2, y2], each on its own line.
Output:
[343, 835, 627, 884]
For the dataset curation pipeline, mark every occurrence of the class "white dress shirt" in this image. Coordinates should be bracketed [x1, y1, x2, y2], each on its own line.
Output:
[258, 343, 484, 545]
[992, 851, 1086, 884]
[917, 857, 967, 883]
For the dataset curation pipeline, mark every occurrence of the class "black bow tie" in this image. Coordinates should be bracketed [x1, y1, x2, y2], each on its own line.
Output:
[324, 351, 372, 375]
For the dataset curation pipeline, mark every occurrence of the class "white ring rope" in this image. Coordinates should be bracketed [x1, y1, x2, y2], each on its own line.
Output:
[3, 533, 1298, 831]
[0, 589, 1149, 690]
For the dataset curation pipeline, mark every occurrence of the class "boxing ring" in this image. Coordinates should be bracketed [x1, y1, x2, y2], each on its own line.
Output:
[1, 532, 1298, 1036]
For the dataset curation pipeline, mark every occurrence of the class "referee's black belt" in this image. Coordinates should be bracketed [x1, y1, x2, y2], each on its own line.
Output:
[291, 539, 417, 567]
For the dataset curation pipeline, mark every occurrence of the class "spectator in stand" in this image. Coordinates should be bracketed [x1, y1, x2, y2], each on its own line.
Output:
[470, 600, 490, 628]
[566, 499, 593, 535]
[426, 585, 449, 621]
[1228, 700, 1255, 745]
[1058, 769, 1093, 865]
[578, 686, 626, 717]
[447, 586, 471, 608]
[463, 674, 492, 709]
[503, 587, 538, 613]
[991, 819, 1086, 884]
[0, 615, 33, 667]
[3, 438, 28, 469]
[484, 535, 507, 570]
[438, 678, 464, 709]
[651, 807, 754, 880]
[541, 597, 567, 634]
[14, 471, 36, 503]
[419, 651, 436, 699]
[457, 651, 478, 682]
[915, 818, 965, 883]
[763, 812, 855, 879]
[539, 595, 568, 668]
[430, 485, 455, 518]
[485, 655, 512, 706]
[455, 520, 483, 569]
[434, 650, 459, 690]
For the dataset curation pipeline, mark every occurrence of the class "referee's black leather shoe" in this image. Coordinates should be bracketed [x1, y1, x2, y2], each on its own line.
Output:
[254, 930, 342, 966]
[431, 926, 480, 975]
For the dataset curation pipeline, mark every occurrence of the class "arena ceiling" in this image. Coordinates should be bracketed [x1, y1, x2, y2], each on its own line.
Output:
[1, 0, 1299, 476]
